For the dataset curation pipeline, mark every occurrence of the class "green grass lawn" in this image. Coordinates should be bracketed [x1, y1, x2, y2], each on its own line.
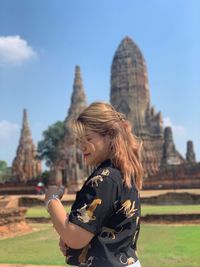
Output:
[0, 223, 199, 267]
[139, 224, 200, 267]
[0, 224, 65, 265]
[25, 204, 200, 218]
[141, 204, 200, 215]
[26, 205, 72, 218]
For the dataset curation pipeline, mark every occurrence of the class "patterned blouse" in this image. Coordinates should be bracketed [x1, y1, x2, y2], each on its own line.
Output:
[66, 159, 141, 267]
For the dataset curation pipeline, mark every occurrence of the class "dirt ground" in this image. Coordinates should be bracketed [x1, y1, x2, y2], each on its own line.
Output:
[140, 188, 200, 197]
[1, 188, 200, 204]
[35, 188, 200, 198]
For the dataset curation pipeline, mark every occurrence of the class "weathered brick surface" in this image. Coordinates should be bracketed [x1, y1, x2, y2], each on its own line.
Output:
[12, 109, 41, 182]
[110, 37, 200, 188]
[0, 197, 31, 238]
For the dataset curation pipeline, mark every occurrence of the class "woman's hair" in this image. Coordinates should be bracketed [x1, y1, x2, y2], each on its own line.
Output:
[71, 102, 143, 190]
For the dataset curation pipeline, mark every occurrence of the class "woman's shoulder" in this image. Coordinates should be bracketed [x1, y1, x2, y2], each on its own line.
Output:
[94, 161, 122, 178]
[92, 161, 123, 186]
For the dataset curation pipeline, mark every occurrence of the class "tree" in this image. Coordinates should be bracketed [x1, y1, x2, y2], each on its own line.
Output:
[40, 170, 50, 186]
[0, 160, 11, 182]
[0, 160, 7, 172]
[38, 121, 65, 167]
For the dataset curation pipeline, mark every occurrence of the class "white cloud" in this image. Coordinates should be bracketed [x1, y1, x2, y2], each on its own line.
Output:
[0, 35, 37, 65]
[163, 117, 186, 136]
[0, 120, 20, 140]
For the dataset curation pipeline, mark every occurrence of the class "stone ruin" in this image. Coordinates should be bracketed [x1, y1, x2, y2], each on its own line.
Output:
[9, 36, 200, 191]
[0, 196, 31, 239]
[56, 37, 200, 190]
[186, 140, 196, 163]
[54, 66, 93, 192]
[2, 36, 199, 239]
[12, 109, 42, 183]
[1, 109, 41, 236]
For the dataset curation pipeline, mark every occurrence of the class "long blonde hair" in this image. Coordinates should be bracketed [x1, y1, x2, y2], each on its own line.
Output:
[71, 102, 143, 190]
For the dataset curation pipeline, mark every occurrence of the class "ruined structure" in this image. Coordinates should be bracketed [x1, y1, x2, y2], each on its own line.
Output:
[10, 37, 199, 190]
[162, 127, 184, 166]
[56, 66, 90, 191]
[52, 36, 200, 191]
[54, 37, 199, 190]
[186, 140, 196, 163]
[110, 37, 200, 188]
[110, 37, 184, 177]
[12, 109, 41, 182]
[0, 196, 31, 239]
[66, 65, 87, 123]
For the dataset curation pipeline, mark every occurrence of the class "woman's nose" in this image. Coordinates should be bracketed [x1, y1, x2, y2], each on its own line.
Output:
[79, 142, 86, 152]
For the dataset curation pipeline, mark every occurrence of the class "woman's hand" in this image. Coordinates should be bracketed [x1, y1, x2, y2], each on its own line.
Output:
[45, 185, 65, 204]
[59, 237, 68, 256]
[45, 169, 65, 205]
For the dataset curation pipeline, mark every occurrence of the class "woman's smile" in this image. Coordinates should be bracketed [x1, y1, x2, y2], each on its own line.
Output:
[79, 130, 110, 166]
[84, 153, 91, 158]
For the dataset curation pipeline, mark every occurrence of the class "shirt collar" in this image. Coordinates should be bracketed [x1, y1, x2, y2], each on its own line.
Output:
[96, 159, 112, 170]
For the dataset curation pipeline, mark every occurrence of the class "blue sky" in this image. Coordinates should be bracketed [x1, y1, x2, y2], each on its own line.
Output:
[0, 0, 200, 166]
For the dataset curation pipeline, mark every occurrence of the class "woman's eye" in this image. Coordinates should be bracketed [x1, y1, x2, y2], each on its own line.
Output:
[87, 138, 92, 142]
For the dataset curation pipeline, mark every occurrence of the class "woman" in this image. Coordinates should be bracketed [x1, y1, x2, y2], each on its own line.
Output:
[45, 102, 143, 267]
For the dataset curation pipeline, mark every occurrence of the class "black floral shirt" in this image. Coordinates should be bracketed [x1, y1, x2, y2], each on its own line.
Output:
[66, 159, 141, 267]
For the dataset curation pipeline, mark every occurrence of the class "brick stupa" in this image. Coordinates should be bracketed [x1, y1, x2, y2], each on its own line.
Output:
[110, 37, 184, 177]
[53, 37, 199, 189]
[12, 109, 41, 182]
[55, 66, 90, 191]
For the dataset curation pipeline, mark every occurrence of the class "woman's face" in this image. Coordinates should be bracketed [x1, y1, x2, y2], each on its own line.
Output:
[78, 130, 110, 166]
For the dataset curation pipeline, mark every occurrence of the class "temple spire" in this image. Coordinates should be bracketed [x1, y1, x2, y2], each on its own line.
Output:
[110, 36, 150, 133]
[20, 109, 32, 144]
[56, 66, 88, 192]
[12, 109, 41, 182]
[186, 140, 196, 163]
[67, 65, 87, 119]
[162, 127, 184, 165]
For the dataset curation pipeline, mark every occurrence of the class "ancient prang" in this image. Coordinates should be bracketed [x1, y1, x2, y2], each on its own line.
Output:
[162, 127, 184, 166]
[186, 140, 196, 163]
[12, 109, 41, 182]
[55, 66, 91, 191]
[110, 37, 199, 188]
[110, 37, 184, 177]
[55, 37, 200, 190]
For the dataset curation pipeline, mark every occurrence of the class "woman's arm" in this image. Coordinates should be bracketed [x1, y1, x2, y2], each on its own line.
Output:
[45, 188, 94, 249]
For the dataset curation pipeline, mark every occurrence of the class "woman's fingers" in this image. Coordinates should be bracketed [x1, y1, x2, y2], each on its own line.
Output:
[59, 238, 68, 256]
[45, 185, 64, 203]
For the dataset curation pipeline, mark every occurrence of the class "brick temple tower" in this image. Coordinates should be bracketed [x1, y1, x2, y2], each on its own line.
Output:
[12, 109, 41, 182]
[56, 65, 89, 191]
[110, 37, 184, 177]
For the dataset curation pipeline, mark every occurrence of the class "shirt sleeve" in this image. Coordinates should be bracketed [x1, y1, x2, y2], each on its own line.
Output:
[68, 168, 118, 235]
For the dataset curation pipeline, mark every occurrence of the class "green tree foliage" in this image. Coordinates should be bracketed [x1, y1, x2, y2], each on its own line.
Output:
[0, 160, 11, 182]
[40, 170, 50, 186]
[38, 121, 65, 167]
[0, 160, 7, 171]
